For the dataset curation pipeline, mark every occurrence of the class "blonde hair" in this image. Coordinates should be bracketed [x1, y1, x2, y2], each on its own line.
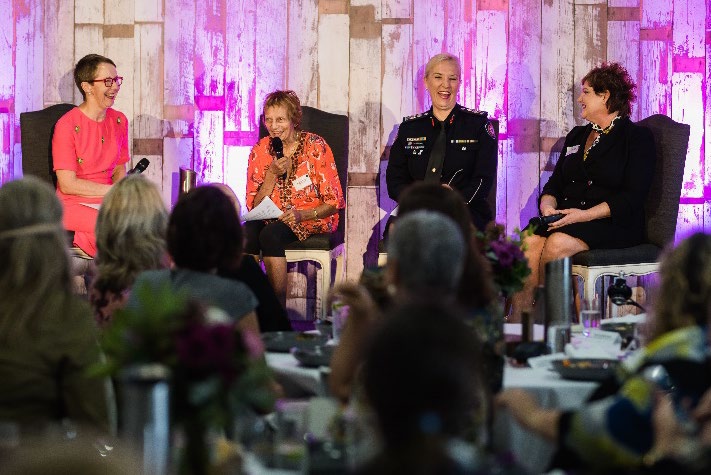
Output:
[424, 53, 461, 79]
[651, 233, 711, 340]
[94, 175, 168, 293]
[0, 177, 73, 342]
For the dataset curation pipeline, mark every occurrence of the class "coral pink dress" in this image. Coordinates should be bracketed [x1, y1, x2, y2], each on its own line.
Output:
[52, 107, 129, 256]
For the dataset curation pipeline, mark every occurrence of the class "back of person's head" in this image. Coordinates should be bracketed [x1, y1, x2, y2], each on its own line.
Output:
[399, 183, 474, 241]
[397, 183, 495, 309]
[94, 175, 168, 293]
[0, 177, 71, 340]
[362, 301, 487, 451]
[168, 185, 244, 273]
[211, 182, 242, 217]
[653, 232, 711, 339]
[387, 210, 465, 298]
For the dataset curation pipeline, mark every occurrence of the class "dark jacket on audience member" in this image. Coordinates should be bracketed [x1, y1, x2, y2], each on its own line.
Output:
[220, 257, 291, 332]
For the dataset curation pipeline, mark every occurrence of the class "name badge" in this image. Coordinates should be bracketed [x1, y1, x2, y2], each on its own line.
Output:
[565, 145, 580, 156]
[292, 174, 312, 190]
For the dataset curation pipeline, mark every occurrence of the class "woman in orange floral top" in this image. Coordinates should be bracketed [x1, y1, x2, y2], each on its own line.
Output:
[245, 91, 345, 307]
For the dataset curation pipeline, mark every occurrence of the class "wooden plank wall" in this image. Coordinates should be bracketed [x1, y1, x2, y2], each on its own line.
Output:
[1, 0, 709, 301]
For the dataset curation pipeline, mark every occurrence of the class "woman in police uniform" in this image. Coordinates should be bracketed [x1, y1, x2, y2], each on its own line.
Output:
[386, 53, 497, 231]
[512, 62, 656, 320]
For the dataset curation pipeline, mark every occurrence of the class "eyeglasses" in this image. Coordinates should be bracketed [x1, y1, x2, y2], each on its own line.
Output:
[88, 76, 124, 87]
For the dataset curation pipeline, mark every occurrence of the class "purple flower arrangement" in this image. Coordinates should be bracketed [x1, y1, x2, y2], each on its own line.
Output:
[478, 225, 532, 297]
[94, 283, 274, 430]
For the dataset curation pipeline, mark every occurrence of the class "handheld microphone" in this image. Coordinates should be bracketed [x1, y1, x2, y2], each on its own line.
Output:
[271, 137, 287, 179]
[127, 158, 150, 175]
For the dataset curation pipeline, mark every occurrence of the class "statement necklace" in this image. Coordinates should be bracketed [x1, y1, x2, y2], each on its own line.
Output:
[584, 115, 621, 161]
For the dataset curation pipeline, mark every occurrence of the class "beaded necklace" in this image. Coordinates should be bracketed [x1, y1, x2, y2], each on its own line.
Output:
[584, 115, 622, 161]
[277, 131, 305, 207]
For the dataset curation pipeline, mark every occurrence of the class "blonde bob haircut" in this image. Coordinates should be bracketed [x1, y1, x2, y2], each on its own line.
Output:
[94, 174, 168, 293]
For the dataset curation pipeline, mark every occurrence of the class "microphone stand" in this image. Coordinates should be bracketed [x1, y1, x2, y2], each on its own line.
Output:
[607, 274, 646, 313]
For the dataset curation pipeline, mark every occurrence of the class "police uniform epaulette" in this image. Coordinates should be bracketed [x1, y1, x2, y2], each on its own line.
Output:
[402, 112, 429, 122]
[459, 106, 488, 117]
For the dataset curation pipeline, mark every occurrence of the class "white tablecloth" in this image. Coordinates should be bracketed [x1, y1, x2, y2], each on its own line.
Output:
[265, 352, 328, 397]
[266, 352, 598, 474]
[494, 366, 598, 474]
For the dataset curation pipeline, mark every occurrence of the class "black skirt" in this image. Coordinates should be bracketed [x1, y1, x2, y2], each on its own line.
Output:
[531, 217, 645, 249]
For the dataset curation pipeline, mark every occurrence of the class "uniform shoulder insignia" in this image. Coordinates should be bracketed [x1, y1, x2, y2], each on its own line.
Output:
[485, 121, 497, 139]
[459, 106, 488, 117]
[402, 112, 428, 122]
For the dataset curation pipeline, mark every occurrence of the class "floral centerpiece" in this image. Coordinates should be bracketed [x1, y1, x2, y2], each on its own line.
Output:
[92, 283, 275, 474]
[477, 224, 532, 298]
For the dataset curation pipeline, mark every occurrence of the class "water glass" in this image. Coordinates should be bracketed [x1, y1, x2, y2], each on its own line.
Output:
[580, 299, 601, 337]
[331, 303, 350, 343]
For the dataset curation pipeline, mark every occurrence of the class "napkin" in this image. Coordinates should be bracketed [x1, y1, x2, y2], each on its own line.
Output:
[565, 330, 623, 359]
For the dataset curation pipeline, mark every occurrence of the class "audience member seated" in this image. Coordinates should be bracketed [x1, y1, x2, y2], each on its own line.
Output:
[512, 62, 656, 321]
[329, 210, 466, 402]
[90, 174, 169, 329]
[0, 177, 113, 435]
[398, 182, 503, 392]
[213, 183, 291, 332]
[354, 301, 502, 474]
[640, 385, 711, 474]
[129, 185, 260, 338]
[52, 54, 129, 257]
[244, 90, 345, 307]
[497, 232, 711, 472]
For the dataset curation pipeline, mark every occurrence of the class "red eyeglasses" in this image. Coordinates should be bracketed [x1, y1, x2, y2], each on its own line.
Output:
[88, 76, 124, 87]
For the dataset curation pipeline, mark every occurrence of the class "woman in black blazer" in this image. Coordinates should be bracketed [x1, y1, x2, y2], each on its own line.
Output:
[513, 62, 656, 319]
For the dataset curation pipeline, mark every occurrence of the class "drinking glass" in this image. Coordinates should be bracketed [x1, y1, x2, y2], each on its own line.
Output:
[581, 298, 601, 337]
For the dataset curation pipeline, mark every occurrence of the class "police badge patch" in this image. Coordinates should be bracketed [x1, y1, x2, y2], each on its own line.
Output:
[485, 121, 496, 139]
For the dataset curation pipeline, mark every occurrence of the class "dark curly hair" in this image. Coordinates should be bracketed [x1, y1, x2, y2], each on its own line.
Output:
[582, 62, 637, 117]
[168, 185, 244, 273]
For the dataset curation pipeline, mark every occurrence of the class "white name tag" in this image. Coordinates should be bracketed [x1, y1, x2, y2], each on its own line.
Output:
[292, 174, 312, 190]
[565, 145, 580, 156]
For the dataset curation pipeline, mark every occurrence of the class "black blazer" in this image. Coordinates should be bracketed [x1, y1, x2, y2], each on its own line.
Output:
[541, 117, 656, 233]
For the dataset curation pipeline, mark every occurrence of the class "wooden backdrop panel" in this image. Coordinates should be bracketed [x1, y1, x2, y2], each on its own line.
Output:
[225, 0, 256, 133]
[45, 0, 75, 105]
[287, 0, 319, 107]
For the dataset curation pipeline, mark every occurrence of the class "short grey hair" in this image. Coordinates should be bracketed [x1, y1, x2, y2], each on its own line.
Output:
[387, 210, 465, 295]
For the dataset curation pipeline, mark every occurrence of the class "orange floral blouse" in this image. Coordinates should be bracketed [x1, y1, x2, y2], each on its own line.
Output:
[246, 132, 345, 240]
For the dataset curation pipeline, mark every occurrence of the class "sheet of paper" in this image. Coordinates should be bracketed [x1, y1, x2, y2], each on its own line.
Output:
[79, 202, 101, 210]
[243, 197, 283, 221]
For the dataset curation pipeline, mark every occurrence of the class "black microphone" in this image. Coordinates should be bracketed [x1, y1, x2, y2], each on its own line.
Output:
[271, 137, 286, 179]
[127, 158, 150, 175]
